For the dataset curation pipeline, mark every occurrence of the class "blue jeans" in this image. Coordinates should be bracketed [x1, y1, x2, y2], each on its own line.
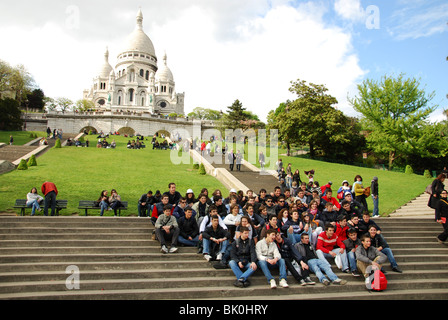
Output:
[257, 259, 287, 283]
[316, 248, 349, 271]
[27, 200, 41, 216]
[307, 258, 339, 283]
[178, 235, 199, 247]
[287, 232, 301, 245]
[229, 260, 257, 281]
[202, 238, 228, 255]
[138, 203, 151, 217]
[44, 191, 57, 216]
[372, 195, 379, 216]
[381, 247, 398, 268]
[347, 250, 357, 272]
[100, 200, 109, 216]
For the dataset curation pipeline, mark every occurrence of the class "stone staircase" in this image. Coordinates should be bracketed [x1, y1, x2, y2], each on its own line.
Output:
[0, 216, 447, 300]
[388, 192, 435, 219]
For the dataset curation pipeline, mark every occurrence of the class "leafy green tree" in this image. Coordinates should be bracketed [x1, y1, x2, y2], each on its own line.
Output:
[0, 98, 23, 130]
[349, 74, 447, 168]
[187, 107, 223, 121]
[24, 89, 45, 110]
[0, 60, 35, 103]
[55, 97, 74, 113]
[75, 99, 94, 112]
[268, 80, 361, 159]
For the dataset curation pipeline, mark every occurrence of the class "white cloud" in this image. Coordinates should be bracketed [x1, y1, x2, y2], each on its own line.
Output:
[0, 1, 366, 122]
[334, 0, 365, 23]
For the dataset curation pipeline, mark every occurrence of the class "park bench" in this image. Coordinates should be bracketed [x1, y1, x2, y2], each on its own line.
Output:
[13, 199, 68, 216]
[78, 200, 128, 216]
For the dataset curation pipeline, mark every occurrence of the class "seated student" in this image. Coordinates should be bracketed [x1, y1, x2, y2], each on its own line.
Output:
[295, 190, 310, 209]
[202, 215, 230, 262]
[347, 214, 361, 237]
[356, 233, 388, 278]
[321, 189, 341, 211]
[235, 215, 259, 244]
[358, 211, 383, 237]
[343, 228, 362, 277]
[163, 182, 182, 206]
[264, 196, 276, 217]
[284, 189, 296, 206]
[306, 200, 322, 227]
[177, 207, 199, 247]
[301, 212, 323, 247]
[97, 190, 109, 217]
[137, 190, 155, 217]
[271, 186, 283, 204]
[256, 228, 289, 289]
[343, 192, 364, 215]
[368, 225, 402, 273]
[256, 188, 268, 205]
[225, 195, 243, 215]
[213, 195, 227, 218]
[185, 189, 196, 206]
[295, 233, 347, 286]
[151, 194, 172, 225]
[155, 205, 180, 254]
[258, 205, 268, 224]
[199, 205, 227, 234]
[274, 231, 315, 286]
[172, 197, 192, 220]
[274, 195, 289, 216]
[339, 199, 359, 220]
[259, 214, 281, 240]
[284, 211, 304, 245]
[229, 226, 258, 288]
[26, 187, 44, 216]
[244, 203, 265, 232]
[334, 215, 349, 243]
[277, 208, 290, 237]
[192, 193, 210, 226]
[320, 202, 338, 227]
[243, 196, 261, 215]
[223, 203, 243, 239]
[316, 224, 350, 273]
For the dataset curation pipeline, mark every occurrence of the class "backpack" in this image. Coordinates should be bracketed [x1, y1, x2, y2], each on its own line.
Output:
[365, 269, 387, 291]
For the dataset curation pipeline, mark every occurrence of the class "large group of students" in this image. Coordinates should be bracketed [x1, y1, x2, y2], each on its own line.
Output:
[141, 179, 403, 289]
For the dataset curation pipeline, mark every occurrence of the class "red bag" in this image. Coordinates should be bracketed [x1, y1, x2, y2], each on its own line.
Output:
[366, 269, 387, 291]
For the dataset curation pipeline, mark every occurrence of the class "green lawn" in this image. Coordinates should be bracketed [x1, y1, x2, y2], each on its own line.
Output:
[0, 134, 227, 216]
[0, 131, 47, 146]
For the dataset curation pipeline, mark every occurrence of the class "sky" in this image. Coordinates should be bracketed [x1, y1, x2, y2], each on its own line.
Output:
[0, 0, 446, 123]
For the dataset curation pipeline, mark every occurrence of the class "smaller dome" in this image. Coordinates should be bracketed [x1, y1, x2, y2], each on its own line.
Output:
[156, 53, 174, 82]
[98, 48, 113, 78]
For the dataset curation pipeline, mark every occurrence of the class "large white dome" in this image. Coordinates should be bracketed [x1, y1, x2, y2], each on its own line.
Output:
[123, 9, 156, 56]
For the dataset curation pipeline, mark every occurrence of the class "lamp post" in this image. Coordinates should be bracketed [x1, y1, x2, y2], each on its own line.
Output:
[24, 99, 29, 131]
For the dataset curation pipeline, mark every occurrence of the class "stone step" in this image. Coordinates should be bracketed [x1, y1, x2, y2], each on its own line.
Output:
[2, 278, 448, 300]
[0, 246, 198, 255]
[0, 228, 151, 234]
[0, 233, 152, 240]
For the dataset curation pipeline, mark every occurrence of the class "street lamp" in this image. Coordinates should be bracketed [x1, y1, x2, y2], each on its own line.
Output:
[24, 99, 29, 131]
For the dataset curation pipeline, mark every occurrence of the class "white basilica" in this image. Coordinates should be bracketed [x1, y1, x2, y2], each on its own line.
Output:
[83, 9, 185, 115]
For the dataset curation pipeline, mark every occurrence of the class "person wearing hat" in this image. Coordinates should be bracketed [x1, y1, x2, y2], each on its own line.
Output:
[185, 189, 196, 206]
[371, 177, 379, 217]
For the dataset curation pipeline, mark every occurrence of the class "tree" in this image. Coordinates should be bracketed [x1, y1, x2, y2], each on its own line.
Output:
[25, 89, 45, 110]
[187, 107, 223, 121]
[268, 79, 361, 159]
[55, 97, 74, 113]
[75, 99, 94, 112]
[225, 99, 247, 130]
[349, 73, 447, 168]
[0, 98, 23, 130]
[0, 60, 35, 103]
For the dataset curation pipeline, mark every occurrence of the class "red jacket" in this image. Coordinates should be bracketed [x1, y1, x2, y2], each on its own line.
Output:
[322, 195, 341, 209]
[41, 182, 58, 196]
[316, 231, 345, 253]
[335, 222, 348, 242]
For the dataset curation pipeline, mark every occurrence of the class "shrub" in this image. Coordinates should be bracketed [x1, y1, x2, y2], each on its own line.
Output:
[405, 165, 414, 174]
[198, 163, 206, 175]
[193, 163, 199, 170]
[17, 159, 28, 170]
[423, 169, 432, 178]
[27, 154, 37, 167]
[54, 138, 62, 148]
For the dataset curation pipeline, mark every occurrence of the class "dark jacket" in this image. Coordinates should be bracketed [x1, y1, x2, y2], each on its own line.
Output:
[295, 241, 318, 263]
[276, 236, 304, 262]
[370, 233, 389, 249]
[178, 215, 199, 239]
[343, 237, 361, 252]
[138, 193, 156, 206]
[436, 197, 448, 220]
[230, 237, 257, 264]
[428, 179, 445, 209]
[202, 225, 230, 241]
[320, 209, 338, 226]
[163, 191, 182, 205]
[358, 219, 381, 235]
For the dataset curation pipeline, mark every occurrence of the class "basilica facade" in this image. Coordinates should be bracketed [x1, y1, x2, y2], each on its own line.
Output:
[83, 9, 185, 115]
